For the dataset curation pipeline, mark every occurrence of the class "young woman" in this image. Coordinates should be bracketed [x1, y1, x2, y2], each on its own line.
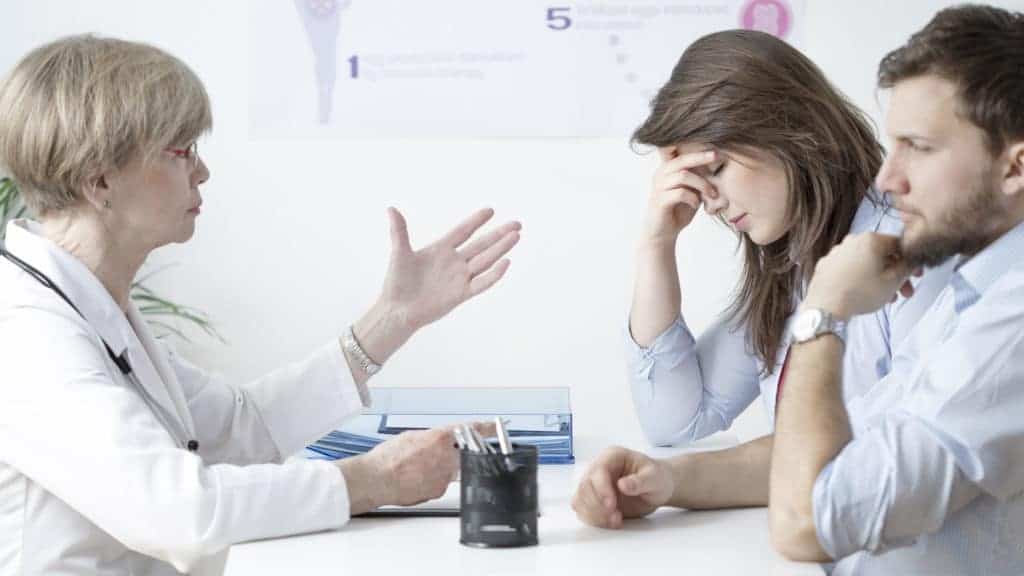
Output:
[625, 29, 953, 446]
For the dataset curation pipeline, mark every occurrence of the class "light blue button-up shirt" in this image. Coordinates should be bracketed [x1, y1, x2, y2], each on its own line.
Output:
[625, 193, 955, 445]
[813, 219, 1024, 575]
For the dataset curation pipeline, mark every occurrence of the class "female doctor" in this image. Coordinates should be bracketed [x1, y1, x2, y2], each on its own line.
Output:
[0, 36, 520, 574]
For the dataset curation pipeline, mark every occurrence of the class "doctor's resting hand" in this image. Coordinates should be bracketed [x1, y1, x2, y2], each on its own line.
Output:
[339, 422, 495, 515]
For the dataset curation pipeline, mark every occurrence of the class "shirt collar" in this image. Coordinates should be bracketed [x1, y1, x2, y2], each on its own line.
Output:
[849, 186, 888, 234]
[953, 219, 1024, 297]
[3, 219, 131, 355]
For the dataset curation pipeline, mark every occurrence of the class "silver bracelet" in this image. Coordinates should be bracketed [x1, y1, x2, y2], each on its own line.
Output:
[341, 325, 382, 376]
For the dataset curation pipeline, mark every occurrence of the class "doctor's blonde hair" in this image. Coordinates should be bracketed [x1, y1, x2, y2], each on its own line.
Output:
[0, 35, 212, 217]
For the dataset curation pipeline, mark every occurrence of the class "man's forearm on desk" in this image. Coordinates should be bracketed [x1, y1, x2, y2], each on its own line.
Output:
[664, 434, 772, 510]
[770, 335, 850, 561]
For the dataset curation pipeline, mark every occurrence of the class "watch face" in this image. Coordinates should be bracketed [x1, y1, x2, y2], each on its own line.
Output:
[793, 308, 824, 341]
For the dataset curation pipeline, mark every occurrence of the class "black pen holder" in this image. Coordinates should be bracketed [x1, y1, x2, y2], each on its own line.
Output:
[459, 443, 539, 548]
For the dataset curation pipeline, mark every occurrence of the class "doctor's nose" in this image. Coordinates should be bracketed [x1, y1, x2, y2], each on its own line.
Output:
[194, 157, 210, 187]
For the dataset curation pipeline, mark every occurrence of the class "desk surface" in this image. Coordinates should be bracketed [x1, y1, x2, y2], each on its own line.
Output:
[225, 434, 823, 576]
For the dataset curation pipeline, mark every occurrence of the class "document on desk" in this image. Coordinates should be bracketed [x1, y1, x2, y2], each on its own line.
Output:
[307, 387, 575, 464]
[380, 413, 565, 435]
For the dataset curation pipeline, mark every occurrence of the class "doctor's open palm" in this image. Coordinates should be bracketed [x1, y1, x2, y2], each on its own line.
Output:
[380, 207, 521, 331]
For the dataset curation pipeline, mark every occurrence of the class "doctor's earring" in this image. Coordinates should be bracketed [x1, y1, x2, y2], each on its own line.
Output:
[103, 200, 112, 209]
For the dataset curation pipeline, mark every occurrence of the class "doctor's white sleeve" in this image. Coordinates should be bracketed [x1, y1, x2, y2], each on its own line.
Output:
[165, 340, 366, 465]
[0, 312, 356, 574]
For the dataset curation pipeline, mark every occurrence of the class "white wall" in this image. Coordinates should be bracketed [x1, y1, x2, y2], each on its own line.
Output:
[3, 1, 1021, 443]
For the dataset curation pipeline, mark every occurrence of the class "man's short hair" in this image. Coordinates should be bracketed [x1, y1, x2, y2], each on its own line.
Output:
[0, 35, 212, 216]
[878, 4, 1024, 154]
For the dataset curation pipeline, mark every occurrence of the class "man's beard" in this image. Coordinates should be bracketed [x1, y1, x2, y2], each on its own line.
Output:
[899, 180, 1001, 269]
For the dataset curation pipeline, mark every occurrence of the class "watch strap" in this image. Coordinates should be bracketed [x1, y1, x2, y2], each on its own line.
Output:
[792, 309, 848, 345]
[342, 325, 382, 377]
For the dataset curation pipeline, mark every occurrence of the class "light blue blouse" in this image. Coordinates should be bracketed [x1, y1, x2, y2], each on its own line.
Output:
[625, 192, 955, 445]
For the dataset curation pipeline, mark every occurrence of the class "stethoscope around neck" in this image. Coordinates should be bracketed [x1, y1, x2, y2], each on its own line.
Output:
[0, 245, 199, 453]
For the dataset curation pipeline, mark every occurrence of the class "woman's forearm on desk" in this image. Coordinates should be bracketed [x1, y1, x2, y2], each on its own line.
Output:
[665, 434, 772, 510]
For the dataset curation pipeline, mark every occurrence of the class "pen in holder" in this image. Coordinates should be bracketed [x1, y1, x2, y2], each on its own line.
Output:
[459, 442, 539, 548]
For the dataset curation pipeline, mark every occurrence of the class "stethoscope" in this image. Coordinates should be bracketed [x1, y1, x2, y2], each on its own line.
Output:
[1, 246, 199, 453]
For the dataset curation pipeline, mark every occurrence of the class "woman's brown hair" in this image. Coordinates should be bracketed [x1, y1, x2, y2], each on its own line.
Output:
[633, 30, 883, 374]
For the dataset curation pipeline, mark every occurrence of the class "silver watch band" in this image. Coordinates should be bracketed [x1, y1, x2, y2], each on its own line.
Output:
[791, 308, 848, 346]
[342, 325, 382, 376]
[819, 312, 847, 343]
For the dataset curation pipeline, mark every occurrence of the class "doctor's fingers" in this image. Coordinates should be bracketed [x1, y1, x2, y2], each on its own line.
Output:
[387, 207, 413, 255]
[406, 428, 460, 471]
[458, 220, 523, 262]
[430, 444, 460, 485]
[441, 421, 498, 447]
[467, 230, 520, 277]
[467, 258, 511, 299]
[467, 420, 498, 439]
[440, 207, 496, 249]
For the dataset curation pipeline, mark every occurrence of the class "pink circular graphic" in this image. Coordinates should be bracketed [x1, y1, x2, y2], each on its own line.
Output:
[739, 0, 793, 39]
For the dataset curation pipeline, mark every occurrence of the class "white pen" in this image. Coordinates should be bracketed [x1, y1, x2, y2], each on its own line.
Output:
[495, 416, 512, 455]
[494, 416, 514, 472]
[453, 427, 468, 450]
[467, 426, 503, 475]
[460, 424, 478, 452]
[470, 427, 496, 454]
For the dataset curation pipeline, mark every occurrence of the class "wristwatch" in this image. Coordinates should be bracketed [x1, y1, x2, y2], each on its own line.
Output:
[341, 325, 382, 376]
[790, 308, 847, 345]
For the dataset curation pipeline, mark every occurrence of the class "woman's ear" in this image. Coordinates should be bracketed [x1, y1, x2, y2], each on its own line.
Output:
[80, 174, 111, 211]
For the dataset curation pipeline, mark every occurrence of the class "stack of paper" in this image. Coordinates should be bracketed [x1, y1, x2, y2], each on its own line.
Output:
[306, 387, 573, 464]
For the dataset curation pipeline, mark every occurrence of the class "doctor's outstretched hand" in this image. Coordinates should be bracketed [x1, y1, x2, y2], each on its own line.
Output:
[572, 446, 675, 529]
[347, 207, 521, 375]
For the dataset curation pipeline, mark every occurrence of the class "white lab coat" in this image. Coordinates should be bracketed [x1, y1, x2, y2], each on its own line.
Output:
[0, 220, 367, 575]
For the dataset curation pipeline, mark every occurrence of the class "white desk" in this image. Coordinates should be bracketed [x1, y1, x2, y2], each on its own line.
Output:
[225, 434, 823, 576]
